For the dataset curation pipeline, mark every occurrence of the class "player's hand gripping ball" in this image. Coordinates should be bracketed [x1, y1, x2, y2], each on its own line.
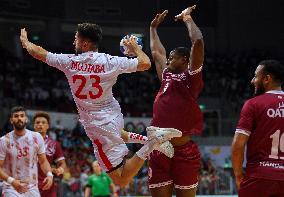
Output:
[120, 35, 143, 57]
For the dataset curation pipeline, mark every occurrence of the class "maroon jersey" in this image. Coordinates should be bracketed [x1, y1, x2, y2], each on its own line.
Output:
[38, 135, 65, 189]
[151, 67, 204, 135]
[236, 90, 284, 180]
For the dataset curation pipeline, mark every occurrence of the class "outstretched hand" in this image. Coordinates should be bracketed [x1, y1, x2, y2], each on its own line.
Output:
[122, 35, 141, 56]
[175, 5, 196, 21]
[150, 10, 168, 28]
[20, 28, 29, 49]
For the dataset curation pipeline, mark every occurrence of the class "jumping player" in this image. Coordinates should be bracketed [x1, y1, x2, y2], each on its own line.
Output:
[20, 23, 181, 187]
[0, 106, 53, 196]
[33, 111, 67, 197]
[232, 60, 284, 197]
[149, 5, 204, 197]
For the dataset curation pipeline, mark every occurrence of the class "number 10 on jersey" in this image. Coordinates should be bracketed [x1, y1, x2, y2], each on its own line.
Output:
[269, 130, 284, 160]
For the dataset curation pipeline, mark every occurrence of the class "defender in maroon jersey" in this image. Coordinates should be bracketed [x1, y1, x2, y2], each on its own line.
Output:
[232, 60, 284, 197]
[149, 5, 204, 197]
[33, 111, 67, 197]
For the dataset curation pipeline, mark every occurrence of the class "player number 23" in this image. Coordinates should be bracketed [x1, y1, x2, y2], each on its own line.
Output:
[72, 75, 103, 100]
[269, 130, 284, 160]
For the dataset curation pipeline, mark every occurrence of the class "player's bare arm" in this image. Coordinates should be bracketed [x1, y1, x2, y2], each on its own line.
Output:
[123, 36, 151, 71]
[110, 183, 118, 197]
[0, 160, 28, 193]
[20, 28, 48, 63]
[231, 133, 249, 190]
[175, 5, 204, 71]
[84, 186, 91, 197]
[38, 153, 53, 190]
[150, 10, 168, 81]
[52, 159, 67, 176]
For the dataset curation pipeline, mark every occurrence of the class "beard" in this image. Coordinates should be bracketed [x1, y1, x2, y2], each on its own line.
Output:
[13, 120, 27, 130]
[254, 84, 265, 96]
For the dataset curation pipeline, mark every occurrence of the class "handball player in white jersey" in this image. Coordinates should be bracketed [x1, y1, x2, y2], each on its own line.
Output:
[0, 106, 53, 197]
[20, 23, 181, 187]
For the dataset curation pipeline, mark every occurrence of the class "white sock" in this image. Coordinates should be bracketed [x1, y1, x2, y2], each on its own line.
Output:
[136, 138, 158, 160]
[127, 132, 148, 144]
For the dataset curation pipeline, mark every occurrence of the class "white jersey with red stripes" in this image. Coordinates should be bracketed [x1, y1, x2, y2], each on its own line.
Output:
[46, 51, 138, 127]
[0, 130, 45, 190]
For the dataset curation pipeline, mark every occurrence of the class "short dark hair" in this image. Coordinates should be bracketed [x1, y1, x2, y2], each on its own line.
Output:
[173, 47, 190, 59]
[10, 106, 26, 117]
[259, 60, 284, 85]
[77, 23, 102, 47]
[32, 111, 50, 124]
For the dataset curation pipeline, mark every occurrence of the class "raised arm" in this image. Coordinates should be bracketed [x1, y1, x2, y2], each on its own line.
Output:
[150, 10, 168, 81]
[175, 5, 204, 72]
[20, 28, 48, 63]
[123, 36, 151, 71]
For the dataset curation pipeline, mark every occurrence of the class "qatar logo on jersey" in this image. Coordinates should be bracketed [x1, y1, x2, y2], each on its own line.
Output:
[46, 144, 56, 156]
[267, 102, 284, 118]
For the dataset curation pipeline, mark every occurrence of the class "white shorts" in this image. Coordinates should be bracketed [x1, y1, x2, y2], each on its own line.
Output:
[3, 187, 40, 197]
[84, 113, 129, 172]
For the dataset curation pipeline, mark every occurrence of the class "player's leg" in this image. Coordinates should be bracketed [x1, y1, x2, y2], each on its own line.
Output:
[172, 141, 200, 197]
[150, 184, 174, 197]
[149, 150, 173, 197]
[108, 134, 170, 187]
[121, 129, 147, 144]
[121, 128, 176, 158]
[175, 188, 197, 197]
[90, 128, 179, 187]
[108, 154, 145, 187]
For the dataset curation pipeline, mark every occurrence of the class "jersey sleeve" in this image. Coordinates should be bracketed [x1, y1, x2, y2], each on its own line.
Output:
[37, 133, 46, 155]
[46, 52, 72, 73]
[0, 137, 6, 161]
[54, 141, 65, 163]
[185, 66, 204, 99]
[236, 99, 255, 136]
[108, 55, 138, 74]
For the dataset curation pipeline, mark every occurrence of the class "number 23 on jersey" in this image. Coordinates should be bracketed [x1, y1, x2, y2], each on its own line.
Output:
[72, 74, 103, 100]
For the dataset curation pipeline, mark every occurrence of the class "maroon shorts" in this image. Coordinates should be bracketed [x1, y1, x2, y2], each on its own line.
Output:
[239, 176, 284, 197]
[148, 141, 201, 189]
[40, 187, 57, 197]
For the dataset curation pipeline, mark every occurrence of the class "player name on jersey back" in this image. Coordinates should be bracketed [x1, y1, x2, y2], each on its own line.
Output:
[71, 61, 105, 74]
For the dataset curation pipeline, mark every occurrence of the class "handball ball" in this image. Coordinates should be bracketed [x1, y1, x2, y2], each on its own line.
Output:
[120, 34, 143, 57]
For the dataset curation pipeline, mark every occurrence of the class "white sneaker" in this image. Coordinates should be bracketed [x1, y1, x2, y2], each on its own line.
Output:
[146, 126, 182, 143]
[155, 141, 174, 158]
